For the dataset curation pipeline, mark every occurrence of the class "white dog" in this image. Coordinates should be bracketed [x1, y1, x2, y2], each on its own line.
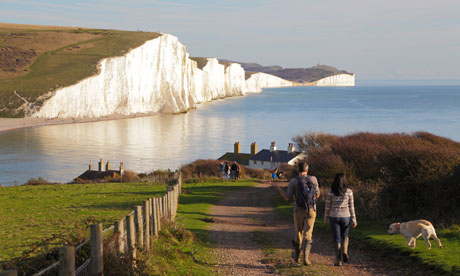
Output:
[388, 219, 443, 249]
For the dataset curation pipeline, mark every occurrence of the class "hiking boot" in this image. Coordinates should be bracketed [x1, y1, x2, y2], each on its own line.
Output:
[334, 243, 342, 266]
[342, 237, 349, 263]
[302, 240, 312, 266]
[291, 240, 300, 263]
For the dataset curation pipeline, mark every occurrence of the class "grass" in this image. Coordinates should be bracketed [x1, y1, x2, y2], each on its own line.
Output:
[272, 190, 460, 276]
[0, 23, 161, 117]
[0, 182, 167, 261]
[178, 179, 257, 242]
[0, 178, 257, 275]
[139, 178, 258, 275]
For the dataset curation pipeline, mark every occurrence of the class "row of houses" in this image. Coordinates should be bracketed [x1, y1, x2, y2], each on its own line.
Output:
[218, 141, 305, 170]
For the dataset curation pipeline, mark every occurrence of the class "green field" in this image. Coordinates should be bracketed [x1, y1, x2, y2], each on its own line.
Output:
[0, 182, 167, 261]
[0, 23, 161, 117]
[0, 179, 257, 275]
[272, 191, 460, 276]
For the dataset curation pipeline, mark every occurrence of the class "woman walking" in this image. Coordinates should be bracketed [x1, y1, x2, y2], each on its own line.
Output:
[324, 173, 357, 266]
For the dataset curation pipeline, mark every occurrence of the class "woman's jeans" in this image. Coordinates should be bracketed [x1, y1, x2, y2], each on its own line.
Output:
[329, 217, 351, 244]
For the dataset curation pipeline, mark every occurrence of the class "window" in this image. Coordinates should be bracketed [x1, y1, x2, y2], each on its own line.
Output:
[253, 160, 256, 164]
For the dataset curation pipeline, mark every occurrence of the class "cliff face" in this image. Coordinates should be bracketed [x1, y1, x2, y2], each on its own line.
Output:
[245, 72, 293, 92]
[311, 73, 355, 87]
[32, 34, 294, 118]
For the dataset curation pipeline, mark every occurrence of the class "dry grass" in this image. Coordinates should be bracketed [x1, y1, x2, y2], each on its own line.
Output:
[0, 22, 76, 32]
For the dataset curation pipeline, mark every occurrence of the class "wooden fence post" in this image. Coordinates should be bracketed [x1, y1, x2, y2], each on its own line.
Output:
[167, 189, 172, 221]
[168, 187, 174, 221]
[176, 185, 179, 217]
[143, 200, 150, 250]
[135, 206, 144, 249]
[0, 270, 17, 276]
[90, 223, 103, 275]
[127, 214, 136, 259]
[171, 187, 176, 220]
[149, 198, 154, 236]
[114, 219, 125, 254]
[59, 246, 75, 276]
[161, 195, 165, 219]
[152, 198, 158, 236]
[155, 197, 161, 233]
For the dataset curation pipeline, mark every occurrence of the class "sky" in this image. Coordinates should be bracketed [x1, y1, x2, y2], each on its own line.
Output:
[1, 0, 460, 81]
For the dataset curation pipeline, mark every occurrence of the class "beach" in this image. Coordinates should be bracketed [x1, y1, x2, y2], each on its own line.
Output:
[0, 113, 157, 134]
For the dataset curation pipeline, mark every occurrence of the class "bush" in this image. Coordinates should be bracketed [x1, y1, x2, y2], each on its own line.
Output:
[24, 177, 55, 185]
[294, 131, 460, 225]
[180, 159, 272, 180]
[180, 159, 222, 180]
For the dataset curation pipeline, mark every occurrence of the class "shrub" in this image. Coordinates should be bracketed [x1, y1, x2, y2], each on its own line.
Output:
[180, 159, 222, 180]
[121, 170, 140, 183]
[180, 159, 272, 180]
[24, 177, 54, 185]
[294, 131, 460, 225]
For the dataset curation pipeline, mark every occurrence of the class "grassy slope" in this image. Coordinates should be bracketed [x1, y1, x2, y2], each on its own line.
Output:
[0, 23, 161, 117]
[272, 191, 460, 276]
[0, 182, 167, 261]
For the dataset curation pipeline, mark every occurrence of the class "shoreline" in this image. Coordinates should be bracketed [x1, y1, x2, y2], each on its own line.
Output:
[0, 112, 158, 134]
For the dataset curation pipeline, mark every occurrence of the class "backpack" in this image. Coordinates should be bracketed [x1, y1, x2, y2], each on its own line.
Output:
[295, 176, 316, 210]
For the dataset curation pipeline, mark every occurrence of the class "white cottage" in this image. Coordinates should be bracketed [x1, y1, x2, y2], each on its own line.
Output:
[248, 142, 305, 170]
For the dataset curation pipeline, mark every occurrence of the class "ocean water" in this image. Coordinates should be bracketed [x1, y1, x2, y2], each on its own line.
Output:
[0, 85, 459, 186]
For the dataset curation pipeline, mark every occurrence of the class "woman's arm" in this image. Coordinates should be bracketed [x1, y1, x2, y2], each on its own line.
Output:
[324, 192, 332, 223]
[349, 190, 357, 228]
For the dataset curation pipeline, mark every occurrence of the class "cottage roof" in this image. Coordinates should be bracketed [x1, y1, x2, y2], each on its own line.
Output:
[249, 150, 301, 163]
[76, 170, 120, 181]
[217, 152, 251, 166]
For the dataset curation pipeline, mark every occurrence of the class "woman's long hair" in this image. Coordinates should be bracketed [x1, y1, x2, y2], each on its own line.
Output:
[331, 173, 347, 196]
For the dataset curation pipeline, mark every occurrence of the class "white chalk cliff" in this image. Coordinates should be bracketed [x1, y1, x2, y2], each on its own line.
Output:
[311, 73, 355, 87]
[32, 34, 293, 118]
[32, 34, 354, 118]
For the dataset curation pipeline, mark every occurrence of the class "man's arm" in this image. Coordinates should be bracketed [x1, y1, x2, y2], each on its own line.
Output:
[311, 176, 320, 199]
[271, 179, 296, 202]
[270, 182, 289, 201]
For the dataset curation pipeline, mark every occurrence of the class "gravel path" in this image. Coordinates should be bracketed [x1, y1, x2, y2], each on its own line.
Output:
[208, 181, 421, 276]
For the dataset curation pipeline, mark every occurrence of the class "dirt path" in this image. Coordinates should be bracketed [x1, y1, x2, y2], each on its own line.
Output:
[208, 182, 417, 276]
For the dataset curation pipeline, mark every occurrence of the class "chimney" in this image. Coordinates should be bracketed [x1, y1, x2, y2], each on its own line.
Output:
[89, 161, 93, 171]
[106, 160, 111, 171]
[270, 141, 277, 152]
[251, 142, 257, 156]
[119, 162, 125, 176]
[288, 143, 295, 153]
[98, 158, 103, 172]
[234, 142, 241, 154]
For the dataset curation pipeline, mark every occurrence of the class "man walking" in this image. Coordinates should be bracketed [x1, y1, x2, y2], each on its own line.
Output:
[272, 161, 320, 265]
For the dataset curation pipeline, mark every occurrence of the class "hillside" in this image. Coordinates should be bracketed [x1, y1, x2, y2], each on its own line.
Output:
[0, 23, 161, 117]
[221, 59, 353, 83]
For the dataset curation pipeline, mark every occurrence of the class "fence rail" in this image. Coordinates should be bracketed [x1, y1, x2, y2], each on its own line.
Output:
[0, 173, 182, 276]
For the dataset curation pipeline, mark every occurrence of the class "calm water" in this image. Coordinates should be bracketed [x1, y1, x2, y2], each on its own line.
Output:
[1, 85, 459, 186]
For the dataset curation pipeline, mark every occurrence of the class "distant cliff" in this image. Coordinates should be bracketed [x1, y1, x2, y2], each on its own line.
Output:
[33, 34, 293, 118]
[311, 74, 355, 86]
[221, 60, 355, 85]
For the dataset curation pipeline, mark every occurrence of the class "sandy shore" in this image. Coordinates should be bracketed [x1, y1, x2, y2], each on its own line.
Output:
[0, 113, 157, 134]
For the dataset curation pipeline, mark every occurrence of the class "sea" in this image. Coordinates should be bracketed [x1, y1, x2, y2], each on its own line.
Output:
[1, 82, 459, 186]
